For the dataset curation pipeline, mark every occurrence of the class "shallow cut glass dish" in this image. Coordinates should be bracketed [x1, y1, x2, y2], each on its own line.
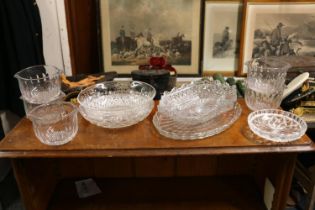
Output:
[77, 81, 156, 128]
[158, 80, 237, 125]
[153, 103, 242, 140]
[248, 109, 307, 142]
[28, 102, 78, 146]
[14, 65, 62, 104]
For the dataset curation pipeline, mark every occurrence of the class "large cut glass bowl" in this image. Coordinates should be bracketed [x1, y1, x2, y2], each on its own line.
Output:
[77, 81, 156, 128]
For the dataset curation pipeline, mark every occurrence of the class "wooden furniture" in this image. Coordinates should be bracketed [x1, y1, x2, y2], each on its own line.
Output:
[0, 100, 314, 210]
[294, 161, 315, 210]
[64, 0, 100, 74]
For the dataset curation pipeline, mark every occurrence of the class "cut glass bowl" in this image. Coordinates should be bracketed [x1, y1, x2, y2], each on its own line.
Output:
[28, 102, 78, 146]
[77, 81, 156, 128]
[248, 109, 307, 142]
[153, 103, 242, 140]
[14, 65, 62, 104]
[158, 80, 237, 125]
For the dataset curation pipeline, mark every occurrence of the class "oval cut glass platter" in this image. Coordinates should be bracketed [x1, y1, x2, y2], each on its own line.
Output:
[153, 103, 242, 140]
[248, 109, 307, 143]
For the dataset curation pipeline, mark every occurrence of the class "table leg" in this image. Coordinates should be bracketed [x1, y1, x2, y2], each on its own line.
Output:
[271, 154, 297, 210]
[12, 159, 58, 210]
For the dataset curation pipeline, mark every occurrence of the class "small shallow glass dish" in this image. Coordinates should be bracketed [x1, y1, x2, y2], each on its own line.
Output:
[248, 109, 307, 142]
[158, 80, 237, 126]
[28, 102, 78, 146]
[77, 81, 156, 128]
[14, 65, 62, 104]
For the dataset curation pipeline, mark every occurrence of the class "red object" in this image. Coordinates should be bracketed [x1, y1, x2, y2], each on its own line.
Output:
[139, 57, 177, 73]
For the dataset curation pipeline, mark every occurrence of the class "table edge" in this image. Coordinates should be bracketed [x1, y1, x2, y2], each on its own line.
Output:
[1, 144, 314, 158]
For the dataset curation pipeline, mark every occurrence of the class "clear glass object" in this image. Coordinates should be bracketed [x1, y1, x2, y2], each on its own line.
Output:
[248, 109, 307, 142]
[28, 102, 78, 146]
[245, 57, 291, 110]
[77, 81, 156, 128]
[153, 103, 242, 140]
[158, 80, 237, 125]
[21, 92, 66, 116]
[14, 65, 62, 104]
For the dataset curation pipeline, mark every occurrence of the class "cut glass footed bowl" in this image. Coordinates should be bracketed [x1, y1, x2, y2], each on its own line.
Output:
[248, 109, 307, 142]
[158, 80, 237, 125]
[77, 81, 156, 128]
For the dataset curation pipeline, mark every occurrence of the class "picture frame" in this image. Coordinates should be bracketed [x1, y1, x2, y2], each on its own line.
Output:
[202, 0, 242, 76]
[239, 0, 315, 75]
[99, 0, 202, 75]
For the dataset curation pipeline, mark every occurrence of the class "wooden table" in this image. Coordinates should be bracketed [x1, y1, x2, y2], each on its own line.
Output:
[0, 100, 314, 210]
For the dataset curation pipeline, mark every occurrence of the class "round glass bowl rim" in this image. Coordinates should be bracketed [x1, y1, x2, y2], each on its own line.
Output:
[28, 101, 78, 122]
[247, 109, 307, 141]
[77, 80, 156, 111]
[14, 65, 62, 81]
[245, 57, 291, 72]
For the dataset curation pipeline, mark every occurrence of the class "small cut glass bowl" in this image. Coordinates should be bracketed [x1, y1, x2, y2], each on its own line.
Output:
[77, 81, 156, 128]
[14, 65, 62, 104]
[28, 102, 78, 146]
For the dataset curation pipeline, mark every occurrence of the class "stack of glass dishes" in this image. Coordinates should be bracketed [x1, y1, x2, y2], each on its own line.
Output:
[153, 80, 242, 140]
[15, 65, 78, 146]
[77, 81, 156, 128]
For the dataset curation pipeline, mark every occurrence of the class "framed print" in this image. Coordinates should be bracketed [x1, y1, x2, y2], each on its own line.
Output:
[202, 0, 242, 76]
[100, 0, 201, 75]
[239, 0, 315, 75]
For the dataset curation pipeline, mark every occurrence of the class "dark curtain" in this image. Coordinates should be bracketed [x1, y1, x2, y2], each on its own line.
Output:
[0, 0, 45, 117]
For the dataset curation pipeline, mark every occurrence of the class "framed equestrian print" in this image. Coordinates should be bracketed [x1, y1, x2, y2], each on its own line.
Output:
[99, 0, 202, 75]
[239, 0, 315, 75]
[202, 0, 242, 76]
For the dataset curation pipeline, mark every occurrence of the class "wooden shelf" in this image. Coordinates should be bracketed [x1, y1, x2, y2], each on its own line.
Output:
[0, 100, 313, 158]
[48, 176, 266, 210]
[4, 100, 311, 210]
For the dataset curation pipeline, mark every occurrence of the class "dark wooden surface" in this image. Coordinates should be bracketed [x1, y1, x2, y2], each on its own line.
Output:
[48, 176, 266, 210]
[0, 100, 313, 158]
[12, 159, 58, 210]
[64, 0, 100, 74]
[11, 153, 296, 210]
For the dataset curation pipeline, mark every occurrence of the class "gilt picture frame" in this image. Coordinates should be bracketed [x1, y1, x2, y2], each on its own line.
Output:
[202, 0, 242, 76]
[99, 0, 202, 75]
[239, 0, 315, 75]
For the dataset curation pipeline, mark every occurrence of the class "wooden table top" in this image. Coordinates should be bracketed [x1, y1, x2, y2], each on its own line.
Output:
[0, 100, 314, 158]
